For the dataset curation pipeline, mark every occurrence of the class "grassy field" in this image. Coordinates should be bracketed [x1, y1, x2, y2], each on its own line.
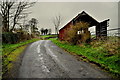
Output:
[40, 34, 57, 39]
[49, 37, 120, 78]
[2, 38, 40, 77]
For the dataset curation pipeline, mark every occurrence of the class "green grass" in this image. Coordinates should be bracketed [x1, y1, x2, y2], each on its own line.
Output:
[49, 38, 120, 78]
[3, 45, 27, 73]
[2, 38, 40, 56]
[40, 35, 57, 39]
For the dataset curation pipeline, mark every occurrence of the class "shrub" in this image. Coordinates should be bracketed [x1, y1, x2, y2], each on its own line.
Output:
[65, 21, 90, 45]
[2, 31, 32, 44]
[2, 32, 19, 44]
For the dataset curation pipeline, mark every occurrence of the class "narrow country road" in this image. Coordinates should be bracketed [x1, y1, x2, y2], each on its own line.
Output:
[18, 40, 110, 78]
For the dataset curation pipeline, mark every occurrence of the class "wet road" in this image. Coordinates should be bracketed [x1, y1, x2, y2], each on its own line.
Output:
[18, 40, 110, 78]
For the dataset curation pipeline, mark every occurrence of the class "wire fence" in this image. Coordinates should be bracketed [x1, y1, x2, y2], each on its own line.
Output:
[107, 28, 120, 36]
[91, 28, 120, 37]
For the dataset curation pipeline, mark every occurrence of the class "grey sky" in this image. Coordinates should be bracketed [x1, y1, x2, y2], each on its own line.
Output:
[28, 2, 118, 34]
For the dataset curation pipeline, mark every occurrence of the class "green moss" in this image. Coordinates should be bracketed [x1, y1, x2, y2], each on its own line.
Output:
[6, 45, 27, 72]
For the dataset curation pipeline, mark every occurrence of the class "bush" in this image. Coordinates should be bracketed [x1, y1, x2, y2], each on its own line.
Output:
[2, 32, 19, 44]
[65, 21, 90, 45]
[2, 31, 32, 44]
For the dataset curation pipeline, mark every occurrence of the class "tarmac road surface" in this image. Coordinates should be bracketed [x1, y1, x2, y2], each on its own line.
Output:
[18, 40, 110, 78]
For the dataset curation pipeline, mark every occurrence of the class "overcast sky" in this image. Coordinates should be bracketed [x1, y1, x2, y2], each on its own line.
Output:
[27, 2, 118, 34]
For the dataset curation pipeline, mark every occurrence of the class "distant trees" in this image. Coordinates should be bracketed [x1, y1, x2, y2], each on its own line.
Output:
[0, 0, 35, 32]
[40, 28, 52, 35]
[44, 29, 48, 35]
[29, 18, 38, 33]
[40, 28, 44, 35]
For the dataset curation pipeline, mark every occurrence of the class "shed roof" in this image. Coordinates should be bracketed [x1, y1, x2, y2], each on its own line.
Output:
[59, 11, 99, 31]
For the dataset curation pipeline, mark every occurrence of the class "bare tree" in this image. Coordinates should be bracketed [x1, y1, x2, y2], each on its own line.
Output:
[0, 0, 35, 32]
[10, 1, 35, 32]
[48, 28, 52, 35]
[0, 1, 14, 32]
[53, 15, 62, 35]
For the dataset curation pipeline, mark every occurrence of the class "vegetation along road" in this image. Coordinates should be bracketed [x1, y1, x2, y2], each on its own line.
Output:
[18, 40, 110, 78]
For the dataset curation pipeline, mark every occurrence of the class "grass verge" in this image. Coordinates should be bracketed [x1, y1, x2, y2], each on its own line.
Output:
[2, 38, 40, 56]
[49, 38, 120, 78]
[2, 38, 40, 78]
